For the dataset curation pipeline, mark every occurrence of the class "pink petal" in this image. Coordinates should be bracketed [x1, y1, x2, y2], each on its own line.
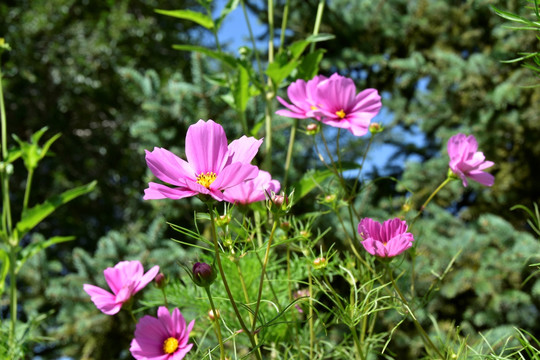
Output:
[171, 307, 187, 339]
[144, 182, 198, 200]
[467, 171, 495, 186]
[350, 89, 382, 115]
[145, 148, 195, 185]
[157, 306, 175, 336]
[83, 284, 121, 315]
[135, 265, 160, 293]
[211, 162, 259, 191]
[185, 119, 229, 174]
[171, 343, 193, 360]
[227, 136, 263, 165]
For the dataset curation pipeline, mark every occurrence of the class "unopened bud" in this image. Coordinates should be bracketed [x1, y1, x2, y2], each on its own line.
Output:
[216, 214, 231, 227]
[313, 257, 327, 270]
[299, 230, 311, 239]
[280, 221, 291, 231]
[208, 309, 220, 321]
[306, 123, 320, 135]
[272, 194, 285, 207]
[369, 123, 384, 134]
[154, 273, 166, 288]
[192, 262, 217, 287]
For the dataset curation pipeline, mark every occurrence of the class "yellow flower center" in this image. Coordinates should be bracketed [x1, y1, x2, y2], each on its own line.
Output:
[196, 172, 217, 188]
[163, 337, 179, 354]
[310, 105, 318, 110]
[336, 109, 346, 119]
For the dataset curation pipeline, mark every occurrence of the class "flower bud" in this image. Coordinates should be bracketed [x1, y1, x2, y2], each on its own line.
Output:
[369, 123, 384, 134]
[154, 273, 166, 289]
[306, 123, 320, 135]
[192, 262, 217, 287]
[280, 221, 291, 231]
[208, 309, 220, 321]
[215, 214, 231, 227]
[313, 257, 327, 270]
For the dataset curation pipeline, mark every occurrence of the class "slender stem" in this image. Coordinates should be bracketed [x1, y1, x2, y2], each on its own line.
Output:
[310, 0, 326, 52]
[0, 66, 12, 237]
[412, 177, 453, 225]
[251, 219, 279, 332]
[9, 247, 17, 353]
[0, 66, 7, 159]
[22, 169, 33, 213]
[205, 286, 226, 360]
[278, 0, 290, 53]
[207, 204, 262, 360]
[349, 325, 364, 360]
[386, 263, 444, 359]
[351, 135, 375, 200]
[308, 266, 314, 360]
[283, 119, 298, 188]
[161, 288, 168, 308]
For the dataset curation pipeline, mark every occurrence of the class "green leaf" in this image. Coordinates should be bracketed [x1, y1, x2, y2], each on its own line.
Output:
[12, 127, 61, 171]
[288, 40, 310, 60]
[305, 33, 336, 43]
[233, 64, 249, 112]
[0, 248, 9, 296]
[155, 9, 214, 29]
[16, 236, 75, 273]
[172, 44, 237, 68]
[291, 169, 336, 203]
[266, 58, 300, 87]
[15, 180, 97, 239]
[296, 49, 325, 80]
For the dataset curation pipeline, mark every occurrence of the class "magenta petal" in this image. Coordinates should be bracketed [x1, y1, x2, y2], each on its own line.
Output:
[83, 284, 121, 315]
[171, 307, 186, 339]
[171, 344, 193, 360]
[144, 182, 198, 200]
[185, 119, 229, 174]
[467, 171, 495, 186]
[145, 148, 195, 185]
[350, 89, 382, 115]
[212, 162, 259, 190]
[227, 136, 263, 165]
[135, 265, 160, 293]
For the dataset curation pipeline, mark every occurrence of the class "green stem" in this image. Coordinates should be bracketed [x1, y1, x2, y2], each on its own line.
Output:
[9, 247, 17, 354]
[349, 325, 365, 360]
[161, 288, 168, 308]
[386, 263, 444, 359]
[310, 0, 326, 52]
[251, 219, 279, 332]
[205, 286, 226, 360]
[308, 266, 314, 359]
[283, 119, 298, 188]
[412, 176, 453, 225]
[278, 0, 290, 53]
[207, 204, 262, 360]
[22, 169, 33, 213]
[0, 65, 12, 237]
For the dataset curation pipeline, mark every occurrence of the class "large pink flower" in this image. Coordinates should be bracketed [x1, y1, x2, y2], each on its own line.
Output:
[275, 75, 326, 119]
[447, 133, 494, 187]
[310, 73, 382, 136]
[223, 170, 281, 204]
[358, 218, 414, 258]
[83, 260, 159, 315]
[130, 306, 195, 360]
[144, 119, 261, 202]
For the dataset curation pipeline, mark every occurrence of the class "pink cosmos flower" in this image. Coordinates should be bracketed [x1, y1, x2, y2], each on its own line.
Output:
[144, 119, 261, 202]
[83, 260, 159, 315]
[275, 75, 326, 119]
[310, 73, 382, 136]
[358, 218, 414, 257]
[447, 133, 495, 187]
[223, 170, 281, 204]
[130, 306, 195, 360]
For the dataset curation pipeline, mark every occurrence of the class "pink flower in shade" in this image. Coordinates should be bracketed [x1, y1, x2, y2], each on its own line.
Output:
[144, 119, 261, 202]
[83, 261, 159, 315]
[130, 306, 195, 360]
[310, 73, 382, 136]
[447, 133, 495, 187]
[223, 170, 281, 204]
[358, 218, 414, 258]
[275, 75, 327, 119]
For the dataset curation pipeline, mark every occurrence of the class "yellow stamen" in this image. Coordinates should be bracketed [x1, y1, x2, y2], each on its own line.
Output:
[163, 337, 179, 354]
[336, 109, 346, 119]
[310, 105, 318, 110]
[196, 172, 217, 188]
